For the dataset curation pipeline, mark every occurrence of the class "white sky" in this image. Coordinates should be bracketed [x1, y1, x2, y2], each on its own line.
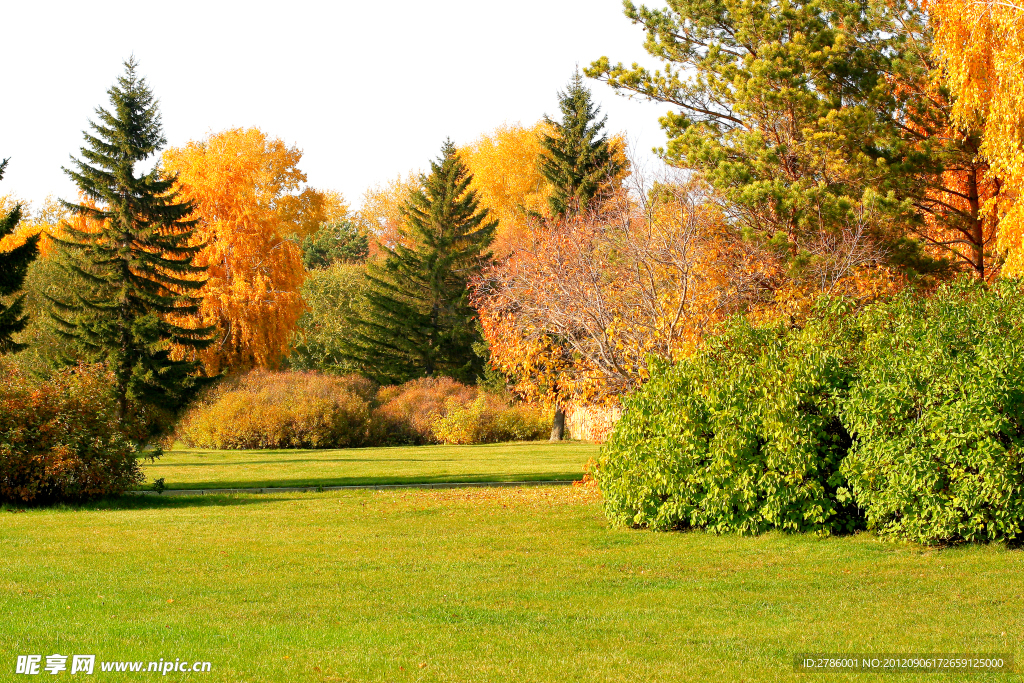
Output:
[2, 0, 674, 212]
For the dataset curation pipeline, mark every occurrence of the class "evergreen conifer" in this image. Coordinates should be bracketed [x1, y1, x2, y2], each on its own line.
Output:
[0, 158, 40, 354]
[347, 141, 496, 383]
[540, 70, 623, 217]
[50, 59, 213, 417]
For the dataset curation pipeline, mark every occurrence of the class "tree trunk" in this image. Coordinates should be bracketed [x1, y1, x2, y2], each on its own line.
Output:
[549, 407, 566, 442]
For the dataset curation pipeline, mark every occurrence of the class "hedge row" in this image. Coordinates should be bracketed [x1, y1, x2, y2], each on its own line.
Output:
[175, 373, 551, 449]
[600, 279, 1024, 544]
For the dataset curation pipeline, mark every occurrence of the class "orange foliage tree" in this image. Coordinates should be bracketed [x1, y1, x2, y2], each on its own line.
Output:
[474, 176, 780, 403]
[928, 0, 1024, 273]
[354, 173, 420, 257]
[163, 128, 326, 374]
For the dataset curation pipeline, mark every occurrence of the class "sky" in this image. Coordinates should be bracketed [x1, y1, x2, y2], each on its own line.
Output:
[2, 0, 675, 213]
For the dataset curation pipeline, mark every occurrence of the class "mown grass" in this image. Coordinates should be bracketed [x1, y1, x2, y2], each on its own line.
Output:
[140, 441, 598, 490]
[1, 486, 1021, 682]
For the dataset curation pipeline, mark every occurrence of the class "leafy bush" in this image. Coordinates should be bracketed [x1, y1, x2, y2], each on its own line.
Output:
[373, 377, 478, 445]
[176, 372, 546, 449]
[599, 309, 860, 535]
[0, 362, 144, 504]
[177, 372, 375, 449]
[431, 395, 551, 444]
[841, 280, 1024, 544]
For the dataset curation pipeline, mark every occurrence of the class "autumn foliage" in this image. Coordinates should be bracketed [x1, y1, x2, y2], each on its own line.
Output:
[0, 362, 145, 504]
[176, 371, 551, 449]
[163, 128, 335, 374]
[928, 0, 1024, 274]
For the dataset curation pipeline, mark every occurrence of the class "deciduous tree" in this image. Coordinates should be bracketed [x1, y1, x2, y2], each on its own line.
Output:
[163, 128, 312, 374]
[460, 122, 553, 255]
[928, 0, 1024, 273]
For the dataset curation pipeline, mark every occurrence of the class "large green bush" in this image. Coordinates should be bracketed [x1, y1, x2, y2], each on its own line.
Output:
[841, 280, 1024, 544]
[0, 362, 145, 504]
[601, 279, 1024, 544]
[600, 311, 860, 535]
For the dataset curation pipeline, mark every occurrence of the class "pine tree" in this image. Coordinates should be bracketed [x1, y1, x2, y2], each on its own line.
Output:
[540, 70, 623, 217]
[50, 59, 214, 417]
[347, 140, 496, 384]
[0, 158, 40, 354]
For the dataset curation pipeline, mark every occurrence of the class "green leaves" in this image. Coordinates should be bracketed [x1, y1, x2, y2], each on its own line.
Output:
[599, 314, 860, 536]
[601, 279, 1024, 544]
[842, 279, 1024, 544]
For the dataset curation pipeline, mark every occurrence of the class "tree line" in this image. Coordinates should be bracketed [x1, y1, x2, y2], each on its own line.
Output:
[2, 0, 1022, 436]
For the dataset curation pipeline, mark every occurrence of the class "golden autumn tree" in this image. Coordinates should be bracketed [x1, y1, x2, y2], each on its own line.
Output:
[928, 0, 1024, 273]
[354, 172, 420, 257]
[474, 176, 781, 404]
[163, 128, 326, 374]
[460, 122, 553, 255]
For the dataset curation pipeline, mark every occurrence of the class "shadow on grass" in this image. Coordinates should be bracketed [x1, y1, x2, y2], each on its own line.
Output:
[2, 493, 296, 513]
[146, 471, 584, 491]
[147, 457, 464, 468]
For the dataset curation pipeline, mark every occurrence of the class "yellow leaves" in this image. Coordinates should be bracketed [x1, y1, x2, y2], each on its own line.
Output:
[929, 0, 1024, 274]
[354, 172, 419, 256]
[460, 122, 553, 256]
[0, 195, 70, 259]
[163, 128, 319, 374]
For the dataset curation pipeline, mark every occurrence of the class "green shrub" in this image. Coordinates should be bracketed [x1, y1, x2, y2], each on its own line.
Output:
[0, 362, 144, 504]
[430, 395, 552, 445]
[599, 309, 860, 535]
[841, 279, 1024, 544]
[176, 372, 375, 449]
[288, 263, 372, 375]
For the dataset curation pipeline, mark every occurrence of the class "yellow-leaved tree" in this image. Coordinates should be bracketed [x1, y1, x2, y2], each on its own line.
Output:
[163, 127, 338, 374]
[460, 122, 553, 255]
[929, 0, 1024, 272]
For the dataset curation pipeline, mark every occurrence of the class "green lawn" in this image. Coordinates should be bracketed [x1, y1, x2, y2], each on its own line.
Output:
[2, 486, 1021, 682]
[141, 441, 598, 490]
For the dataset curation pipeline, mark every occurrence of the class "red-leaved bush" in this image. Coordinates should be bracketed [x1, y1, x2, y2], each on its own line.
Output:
[0, 362, 144, 505]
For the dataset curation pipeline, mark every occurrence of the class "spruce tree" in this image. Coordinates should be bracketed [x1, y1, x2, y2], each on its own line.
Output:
[0, 158, 40, 354]
[347, 140, 496, 384]
[50, 59, 214, 417]
[540, 70, 623, 217]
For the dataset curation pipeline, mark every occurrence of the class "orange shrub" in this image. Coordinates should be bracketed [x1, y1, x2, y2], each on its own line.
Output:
[175, 372, 550, 448]
[373, 377, 478, 445]
[430, 395, 552, 445]
[0, 363, 144, 504]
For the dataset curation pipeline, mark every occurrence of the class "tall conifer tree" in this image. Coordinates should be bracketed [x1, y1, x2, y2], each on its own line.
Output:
[347, 140, 496, 383]
[51, 59, 213, 417]
[0, 158, 40, 354]
[540, 70, 623, 217]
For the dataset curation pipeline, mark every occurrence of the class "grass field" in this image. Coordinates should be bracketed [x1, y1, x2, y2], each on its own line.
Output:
[140, 441, 598, 490]
[2, 485, 1021, 682]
